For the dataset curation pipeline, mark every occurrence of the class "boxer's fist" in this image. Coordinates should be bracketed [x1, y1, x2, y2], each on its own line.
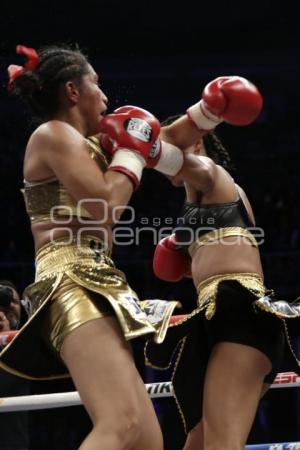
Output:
[202, 76, 263, 125]
[100, 108, 184, 178]
[99, 105, 161, 188]
[187, 76, 263, 130]
[153, 234, 191, 282]
[99, 105, 160, 161]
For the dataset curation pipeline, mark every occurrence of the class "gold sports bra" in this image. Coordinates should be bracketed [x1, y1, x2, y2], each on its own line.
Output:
[22, 137, 109, 224]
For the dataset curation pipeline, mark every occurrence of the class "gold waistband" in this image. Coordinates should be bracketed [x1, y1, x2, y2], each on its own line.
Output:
[197, 272, 265, 320]
[188, 227, 258, 258]
[36, 235, 111, 281]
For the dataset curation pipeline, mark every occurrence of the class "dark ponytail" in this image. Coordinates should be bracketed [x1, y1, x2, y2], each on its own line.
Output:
[10, 44, 90, 120]
[203, 131, 234, 171]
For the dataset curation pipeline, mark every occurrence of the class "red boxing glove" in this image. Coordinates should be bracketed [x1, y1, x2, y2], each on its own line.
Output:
[99, 105, 160, 160]
[153, 234, 191, 282]
[99, 132, 118, 155]
[99, 105, 161, 188]
[187, 76, 263, 130]
[100, 106, 184, 179]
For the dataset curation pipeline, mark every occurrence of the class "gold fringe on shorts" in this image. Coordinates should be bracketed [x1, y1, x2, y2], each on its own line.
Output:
[197, 272, 266, 320]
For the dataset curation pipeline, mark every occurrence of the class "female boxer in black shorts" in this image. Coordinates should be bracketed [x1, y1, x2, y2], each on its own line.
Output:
[148, 126, 300, 450]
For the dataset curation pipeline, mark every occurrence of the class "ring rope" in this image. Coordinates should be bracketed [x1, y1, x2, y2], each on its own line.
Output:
[0, 372, 299, 413]
[246, 444, 300, 449]
[0, 334, 299, 449]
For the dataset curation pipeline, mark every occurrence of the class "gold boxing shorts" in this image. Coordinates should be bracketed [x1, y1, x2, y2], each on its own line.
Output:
[0, 235, 178, 380]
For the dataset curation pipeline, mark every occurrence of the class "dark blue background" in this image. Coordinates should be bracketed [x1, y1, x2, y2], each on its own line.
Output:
[0, 1, 300, 448]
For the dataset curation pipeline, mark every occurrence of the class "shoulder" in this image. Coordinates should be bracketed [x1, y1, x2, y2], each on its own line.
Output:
[28, 121, 84, 153]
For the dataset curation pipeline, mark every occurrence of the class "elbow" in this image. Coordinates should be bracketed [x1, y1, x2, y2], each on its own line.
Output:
[106, 201, 117, 225]
[105, 199, 127, 225]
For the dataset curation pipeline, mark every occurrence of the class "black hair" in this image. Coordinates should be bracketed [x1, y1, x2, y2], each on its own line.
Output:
[202, 131, 234, 171]
[0, 279, 18, 292]
[0, 280, 30, 326]
[161, 114, 234, 171]
[10, 44, 91, 120]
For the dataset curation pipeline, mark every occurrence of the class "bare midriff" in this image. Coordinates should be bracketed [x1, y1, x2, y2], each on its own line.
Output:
[32, 218, 112, 253]
[191, 236, 263, 287]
